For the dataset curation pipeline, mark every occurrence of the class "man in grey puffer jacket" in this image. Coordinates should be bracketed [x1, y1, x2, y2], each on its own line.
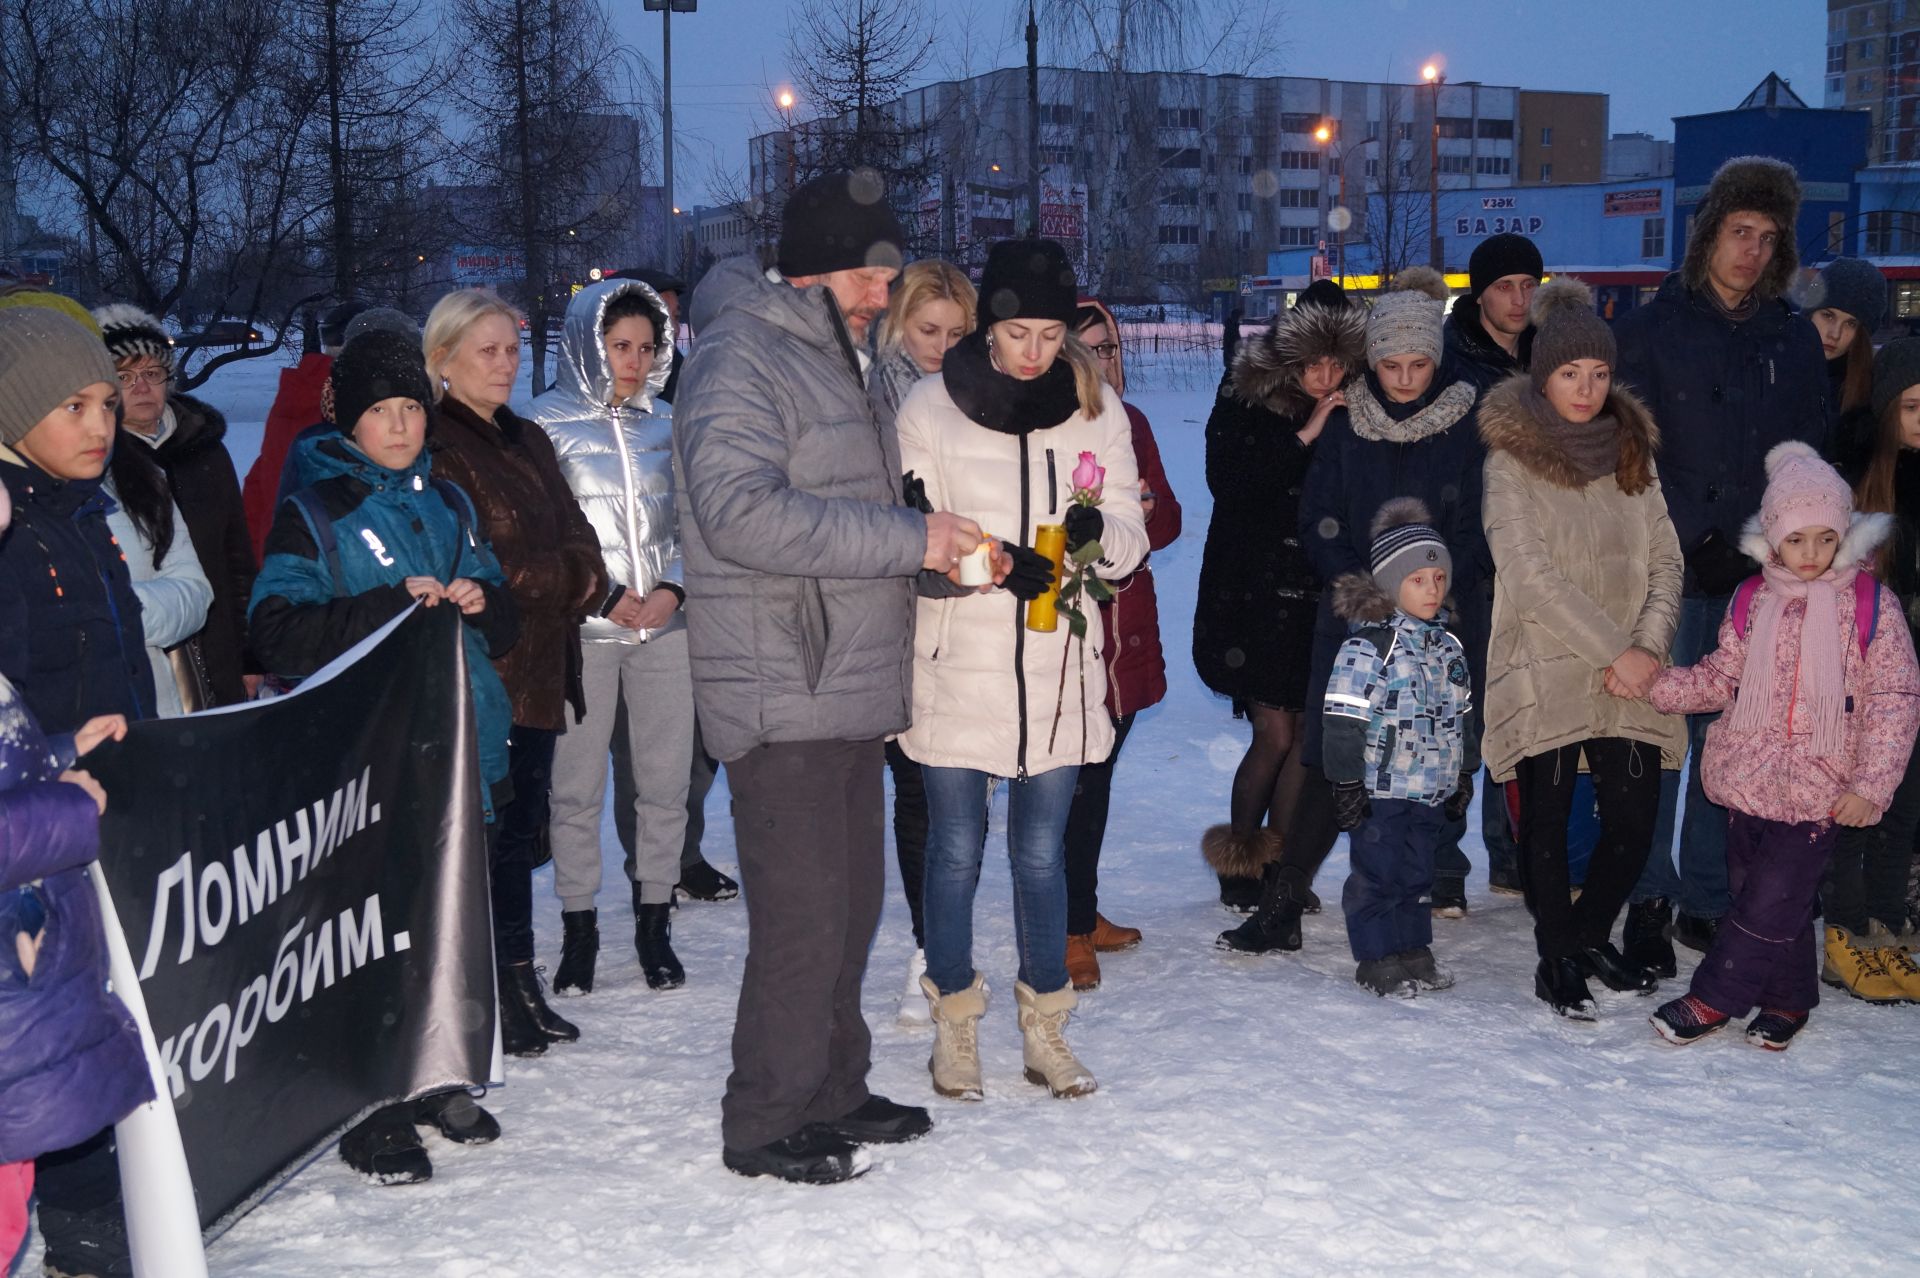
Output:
[674, 169, 985, 1184]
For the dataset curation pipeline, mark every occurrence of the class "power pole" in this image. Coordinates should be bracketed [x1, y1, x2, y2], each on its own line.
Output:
[1026, 0, 1041, 237]
[645, 1, 698, 271]
[1424, 63, 1445, 273]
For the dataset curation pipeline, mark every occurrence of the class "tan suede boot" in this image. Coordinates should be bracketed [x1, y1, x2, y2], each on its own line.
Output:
[1015, 981, 1096, 1098]
[921, 972, 987, 1100]
[1822, 925, 1907, 1003]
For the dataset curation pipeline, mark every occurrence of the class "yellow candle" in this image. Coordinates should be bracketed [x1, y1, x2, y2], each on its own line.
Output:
[1026, 523, 1067, 632]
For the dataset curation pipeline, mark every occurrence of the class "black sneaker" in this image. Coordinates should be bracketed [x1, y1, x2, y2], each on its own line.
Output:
[37, 1202, 134, 1278]
[723, 1128, 872, 1184]
[1673, 912, 1720, 954]
[811, 1094, 933, 1145]
[339, 1105, 433, 1185]
[413, 1090, 501, 1145]
[1622, 898, 1677, 978]
[1431, 880, 1468, 919]
[677, 860, 740, 901]
[1745, 1008, 1809, 1051]
[1535, 956, 1598, 1021]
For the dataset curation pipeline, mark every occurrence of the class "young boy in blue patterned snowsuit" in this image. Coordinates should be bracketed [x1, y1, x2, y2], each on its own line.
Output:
[1323, 497, 1476, 997]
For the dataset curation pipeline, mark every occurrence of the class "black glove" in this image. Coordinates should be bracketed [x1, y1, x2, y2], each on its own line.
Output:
[1443, 772, 1474, 823]
[1686, 528, 1756, 598]
[1063, 504, 1104, 554]
[1001, 543, 1056, 601]
[1333, 782, 1371, 832]
[902, 470, 934, 515]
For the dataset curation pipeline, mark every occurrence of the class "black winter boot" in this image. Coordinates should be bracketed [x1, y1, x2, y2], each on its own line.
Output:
[501, 961, 578, 1047]
[1216, 863, 1307, 954]
[1622, 898, 1678, 979]
[1674, 911, 1720, 954]
[338, 1103, 432, 1185]
[413, 1090, 501, 1145]
[677, 859, 741, 901]
[1573, 941, 1659, 993]
[1534, 956, 1598, 1021]
[636, 899, 687, 989]
[497, 962, 548, 1057]
[555, 908, 599, 995]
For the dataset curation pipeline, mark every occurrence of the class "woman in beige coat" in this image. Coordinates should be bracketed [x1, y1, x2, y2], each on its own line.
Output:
[895, 240, 1146, 1102]
[1480, 279, 1686, 1021]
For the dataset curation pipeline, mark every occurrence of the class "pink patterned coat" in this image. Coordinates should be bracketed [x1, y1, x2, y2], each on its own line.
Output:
[1648, 514, 1920, 826]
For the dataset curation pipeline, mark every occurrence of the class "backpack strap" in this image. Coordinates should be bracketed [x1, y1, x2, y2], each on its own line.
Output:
[1730, 574, 1763, 640]
[1854, 570, 1880, 660]
[285, 488, 346, 599]
[428, 477, 480, 580]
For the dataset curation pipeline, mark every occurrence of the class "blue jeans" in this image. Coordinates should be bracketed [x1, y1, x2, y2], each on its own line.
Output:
[1632, 593, 1732, 918]
[922, 764, 1078, 997]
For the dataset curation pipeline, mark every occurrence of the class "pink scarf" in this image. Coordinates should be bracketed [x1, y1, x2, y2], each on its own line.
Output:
[1727, 556, 1858, 762]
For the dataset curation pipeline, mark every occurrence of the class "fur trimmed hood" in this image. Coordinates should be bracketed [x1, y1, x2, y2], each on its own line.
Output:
[1477, 374, 1659, 494]
[1229, 300, 1366, 416]
[1681, 156, 1801, 302]
[1738, 508, 1895, 573]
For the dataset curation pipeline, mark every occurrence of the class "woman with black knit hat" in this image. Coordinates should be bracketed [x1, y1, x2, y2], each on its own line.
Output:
[1809, 256, 1890, 469]
[93, 303, 258, 706]
[1195, 284, 1365, 915]
[1479, 279, 1685, 1018]
[894, 238, 1147, 1102]
[1219, 267, 1486, 957]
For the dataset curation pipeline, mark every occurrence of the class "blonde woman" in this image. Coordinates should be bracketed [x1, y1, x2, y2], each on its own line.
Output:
[424, 287, 608, 1054]
[894, 239, 1146, 1101]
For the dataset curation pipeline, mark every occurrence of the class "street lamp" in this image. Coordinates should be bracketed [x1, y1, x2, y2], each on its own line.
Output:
[1318, 122, 1378, 287]
[1423, 60, 1445, 272]
[774, 89, 799, 191]
[643, 1, 698, 273]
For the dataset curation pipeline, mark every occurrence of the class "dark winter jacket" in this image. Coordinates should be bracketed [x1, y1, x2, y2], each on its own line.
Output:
[250, 436, 519, 810]
[0, 455, 156, 732]
[1297, 369, 1486, 764]
[1101, 401, 1182, 716]
[242, 352, 331, 560]
[1443, 301, 1532, 394]
[0, 675, 153, 1164]
[430, 395, 607, 730]
[1881, 448, 1920, 636]
[1194, 301, 1366, 707]
[133, 394, 258, 705]
[1611, 272, 1829, 596]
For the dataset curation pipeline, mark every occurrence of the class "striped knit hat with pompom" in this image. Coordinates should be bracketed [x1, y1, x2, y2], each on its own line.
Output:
[1369, 496, 1451, 602]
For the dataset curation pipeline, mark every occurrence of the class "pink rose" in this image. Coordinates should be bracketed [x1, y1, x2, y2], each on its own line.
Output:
[1071, 451, 1105, 496]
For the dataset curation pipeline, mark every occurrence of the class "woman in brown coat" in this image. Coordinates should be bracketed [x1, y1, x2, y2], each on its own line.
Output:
[425, 288, 609, 1055]
[1480, 279, 1685, 1022]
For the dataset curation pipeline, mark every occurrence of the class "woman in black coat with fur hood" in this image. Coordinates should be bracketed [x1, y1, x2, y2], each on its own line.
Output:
[1194, 282, 1366, 910]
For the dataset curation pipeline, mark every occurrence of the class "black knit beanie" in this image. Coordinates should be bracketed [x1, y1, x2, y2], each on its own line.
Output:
[1467, 233, 1544, 301]
[777, 169, 906, 277]
[331, 330, 432, 436]
[1297, 278, 1349, 310]
[1807, 257, 1888, 335]
[977, 239, 1080, 331]
[1872, 336, 1920, 423]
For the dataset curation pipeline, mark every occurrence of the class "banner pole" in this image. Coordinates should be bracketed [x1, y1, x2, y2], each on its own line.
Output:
[90, 864, 212, 1278]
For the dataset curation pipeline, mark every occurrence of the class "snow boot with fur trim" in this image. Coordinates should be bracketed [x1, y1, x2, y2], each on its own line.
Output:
[1016, 981, 1096, 1098]
[922, 972, 988, 1100]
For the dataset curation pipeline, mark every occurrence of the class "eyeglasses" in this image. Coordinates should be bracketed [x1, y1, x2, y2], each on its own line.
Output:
[1089, 342, 1120, 361]
[116, 369, 171, 389]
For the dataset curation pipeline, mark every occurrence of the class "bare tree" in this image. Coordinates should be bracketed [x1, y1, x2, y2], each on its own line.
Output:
[446, 0, 654, 392]
[1360, 85, 1430, 284]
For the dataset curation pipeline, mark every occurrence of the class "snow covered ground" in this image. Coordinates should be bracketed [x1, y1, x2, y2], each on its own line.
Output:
[20, 351, 1920, 1276]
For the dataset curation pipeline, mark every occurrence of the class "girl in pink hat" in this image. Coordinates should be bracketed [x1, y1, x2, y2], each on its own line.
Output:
[1625, 442, 1920, 1049]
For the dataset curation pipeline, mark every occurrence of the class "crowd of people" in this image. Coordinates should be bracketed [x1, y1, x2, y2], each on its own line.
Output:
[5, 148, 1920, 1267]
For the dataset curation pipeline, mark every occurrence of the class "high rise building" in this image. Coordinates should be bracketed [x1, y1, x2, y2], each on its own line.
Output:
[1826, 0, 1920, 162]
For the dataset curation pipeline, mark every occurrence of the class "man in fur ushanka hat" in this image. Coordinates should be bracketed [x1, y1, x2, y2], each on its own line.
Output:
[1610, 154, 1832, 971]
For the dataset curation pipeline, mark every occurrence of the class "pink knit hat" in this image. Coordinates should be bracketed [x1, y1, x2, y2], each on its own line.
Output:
[1760, 441, 1852, 548]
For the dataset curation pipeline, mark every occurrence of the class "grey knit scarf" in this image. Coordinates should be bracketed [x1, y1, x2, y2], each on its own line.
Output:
[1522, 384, 1619, 484]
[1346, 375, 1477, 444]
[1702, 283, 1761, 326]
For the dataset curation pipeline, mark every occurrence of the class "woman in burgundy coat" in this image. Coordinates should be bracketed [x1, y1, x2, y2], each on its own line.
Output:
[1060, 299, 1182, 990]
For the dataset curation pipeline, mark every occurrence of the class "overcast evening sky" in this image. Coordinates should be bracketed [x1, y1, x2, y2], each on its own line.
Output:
[605, 0, 1826, 208]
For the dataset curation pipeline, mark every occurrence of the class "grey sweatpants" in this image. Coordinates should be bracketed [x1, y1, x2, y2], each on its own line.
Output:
[548, 629, 694, 909]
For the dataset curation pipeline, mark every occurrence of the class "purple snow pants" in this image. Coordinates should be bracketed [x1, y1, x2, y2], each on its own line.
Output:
[1689, 810, 1838, 1017]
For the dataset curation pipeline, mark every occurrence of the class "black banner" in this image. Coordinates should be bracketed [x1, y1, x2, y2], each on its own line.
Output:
[85, 606, 496, 1232]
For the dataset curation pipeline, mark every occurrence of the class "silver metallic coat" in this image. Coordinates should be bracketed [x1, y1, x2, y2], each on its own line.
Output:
[529, 278, 682, 644]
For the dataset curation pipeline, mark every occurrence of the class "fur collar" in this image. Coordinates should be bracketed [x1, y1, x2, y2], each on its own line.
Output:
[1346, 375, 1476, 444]
[1738, 509, 1895, 573]
[1477, 374, 1660, 494]
[1330, 570, 1453, 629]
[1229, 302, 1367, 417]
[940, 330, 1082, 435]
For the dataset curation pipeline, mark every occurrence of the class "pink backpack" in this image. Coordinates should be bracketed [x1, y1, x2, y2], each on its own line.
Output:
[1729, 571, 1881, 659]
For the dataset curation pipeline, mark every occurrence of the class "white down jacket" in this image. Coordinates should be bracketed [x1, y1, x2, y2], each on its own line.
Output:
[895, 354, 1147, 778]
[530, 278, 682, 644]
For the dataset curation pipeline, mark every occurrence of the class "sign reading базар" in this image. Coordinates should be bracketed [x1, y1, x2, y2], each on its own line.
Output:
[84, 606, 496, 1232]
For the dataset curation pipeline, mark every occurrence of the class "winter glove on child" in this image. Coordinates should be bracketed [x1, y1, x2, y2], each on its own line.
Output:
[1686, 528, 1756, 598]
[1443, 772, 1474, 823]
[1001, 543, 1057, 601]
[1333, 782, 1371, 832]
[1063, 504, 1104, 554]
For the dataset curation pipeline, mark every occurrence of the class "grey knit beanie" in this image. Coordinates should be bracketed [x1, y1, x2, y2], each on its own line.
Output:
[1871, 336, 1920, 423]
[1528, 278, 1616, 391]
[1366, 266, 1449, 367]
[1804, 257, 1888, 335]
[0, 308, 121, 447]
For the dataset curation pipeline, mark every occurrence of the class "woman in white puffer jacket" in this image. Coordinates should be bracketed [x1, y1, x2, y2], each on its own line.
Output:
[529, 278, 697, 992]
[894, 238, 1146, 1103]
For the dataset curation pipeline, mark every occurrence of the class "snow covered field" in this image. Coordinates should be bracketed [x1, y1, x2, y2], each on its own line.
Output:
[21, 351, 1920, 1276]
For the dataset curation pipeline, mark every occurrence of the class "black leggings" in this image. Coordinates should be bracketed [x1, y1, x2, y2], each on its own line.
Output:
[1514, 738, 1660, 961]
